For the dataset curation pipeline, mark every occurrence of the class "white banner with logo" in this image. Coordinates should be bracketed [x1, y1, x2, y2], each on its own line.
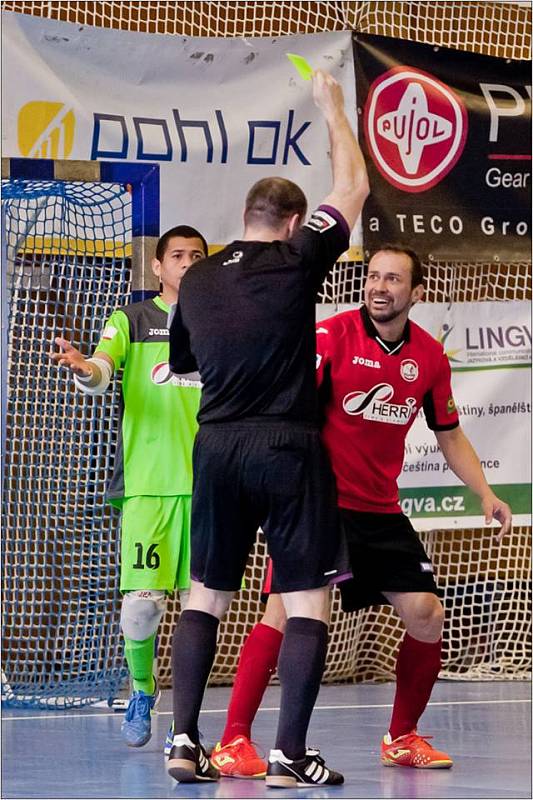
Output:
[2, 12, 360, 254]
[323, 301, 532, 529]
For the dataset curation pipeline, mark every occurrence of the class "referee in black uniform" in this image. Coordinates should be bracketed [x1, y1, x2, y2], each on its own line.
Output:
[166, 70, 369, 787]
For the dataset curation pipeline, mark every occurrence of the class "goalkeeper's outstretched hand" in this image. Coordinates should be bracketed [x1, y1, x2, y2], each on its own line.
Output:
[51, 337, 92, 377]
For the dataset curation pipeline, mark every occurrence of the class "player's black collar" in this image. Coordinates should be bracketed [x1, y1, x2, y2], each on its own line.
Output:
[360, 304, 410, 356]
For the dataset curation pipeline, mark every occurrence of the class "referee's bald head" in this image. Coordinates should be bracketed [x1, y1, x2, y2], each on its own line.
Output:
[244, 177, 307, 232]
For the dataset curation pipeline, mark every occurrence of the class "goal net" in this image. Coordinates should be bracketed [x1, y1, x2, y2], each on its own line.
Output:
[1, 1, 531, 706]
[2, 178, 131, 706]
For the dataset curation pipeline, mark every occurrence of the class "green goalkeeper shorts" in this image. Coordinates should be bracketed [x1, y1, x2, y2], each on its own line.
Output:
[120, 495, 191, 592]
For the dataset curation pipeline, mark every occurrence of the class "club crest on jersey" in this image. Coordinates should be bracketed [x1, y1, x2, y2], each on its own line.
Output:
[304, 209, 337, 233]
[343, 383, 417, 425]
[400, 358, 419, 382]
[151, 362, 202, 388]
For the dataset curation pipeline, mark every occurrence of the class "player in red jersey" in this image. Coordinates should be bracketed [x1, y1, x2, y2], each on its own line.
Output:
[211, 244, 512, 776]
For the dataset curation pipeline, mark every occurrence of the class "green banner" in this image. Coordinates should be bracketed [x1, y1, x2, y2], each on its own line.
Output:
[399, 484, 531, 518]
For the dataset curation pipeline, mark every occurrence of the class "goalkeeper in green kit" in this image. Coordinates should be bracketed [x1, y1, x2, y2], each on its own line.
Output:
[52, 225, 208, 747]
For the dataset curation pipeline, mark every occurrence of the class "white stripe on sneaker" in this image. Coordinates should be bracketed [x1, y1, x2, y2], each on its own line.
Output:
[318, 767, 330, 784]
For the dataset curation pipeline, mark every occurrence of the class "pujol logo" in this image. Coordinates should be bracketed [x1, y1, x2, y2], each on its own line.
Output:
[18, 101, 75, 159]
[364, 67, 468, 193]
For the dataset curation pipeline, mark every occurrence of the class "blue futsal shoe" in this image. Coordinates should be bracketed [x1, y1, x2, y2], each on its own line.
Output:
[164, 721, 175, 759]
[121, 686, 160, 747]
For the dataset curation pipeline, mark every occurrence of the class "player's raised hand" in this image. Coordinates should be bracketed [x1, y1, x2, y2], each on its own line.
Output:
[312, 69, 345, 121]
[481, 492, 512, 543]
[51, 337, 92, 377]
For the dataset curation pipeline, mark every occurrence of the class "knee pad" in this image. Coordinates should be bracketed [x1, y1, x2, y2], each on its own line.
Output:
[120, 590, 166, 641]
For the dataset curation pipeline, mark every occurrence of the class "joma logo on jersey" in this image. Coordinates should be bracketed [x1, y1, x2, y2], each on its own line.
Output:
[18, 101, 76, 159]
[149, 327, 169, 336]
[352, 355, 381, 368]
[343, 383, 416, 425]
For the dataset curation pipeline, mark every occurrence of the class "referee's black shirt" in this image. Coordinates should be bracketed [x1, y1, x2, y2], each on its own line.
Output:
[169, 205, 349, 426]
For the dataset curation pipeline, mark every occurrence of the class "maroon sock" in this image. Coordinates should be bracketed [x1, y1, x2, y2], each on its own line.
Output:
[221, 622, 283, 746]
[389, 633, 442, 740]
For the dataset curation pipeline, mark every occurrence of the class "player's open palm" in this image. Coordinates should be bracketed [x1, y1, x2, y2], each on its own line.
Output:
[481, 493, 512, 543]
[52, 337, 91, 377]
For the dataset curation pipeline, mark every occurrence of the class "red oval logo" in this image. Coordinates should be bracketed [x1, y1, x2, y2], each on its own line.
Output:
[364, 67, 468, 193]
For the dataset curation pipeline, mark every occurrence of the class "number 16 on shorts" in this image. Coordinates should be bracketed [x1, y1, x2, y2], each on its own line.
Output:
[119, 496, 192, 592]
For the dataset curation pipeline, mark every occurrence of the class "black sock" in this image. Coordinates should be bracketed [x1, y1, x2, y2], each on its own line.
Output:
[275, 617, 329, 760]
[172, 609, 219, 743]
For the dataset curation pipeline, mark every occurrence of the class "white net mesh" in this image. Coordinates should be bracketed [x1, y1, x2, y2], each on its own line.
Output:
[1, 1, 530, 60]
[2, 180, 132, 706]
[1, 1, 531, 696]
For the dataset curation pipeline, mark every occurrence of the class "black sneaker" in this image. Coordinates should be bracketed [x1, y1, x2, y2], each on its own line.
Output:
[265, 748, 344, 787]
[166, 732, 219, 783]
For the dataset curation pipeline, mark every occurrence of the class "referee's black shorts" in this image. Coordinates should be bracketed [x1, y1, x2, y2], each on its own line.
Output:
[339, 508, 441, 612]
[190, 422, 343, 593]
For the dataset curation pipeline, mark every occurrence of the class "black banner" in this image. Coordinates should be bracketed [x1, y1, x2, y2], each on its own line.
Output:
[354, 34, 531, 261]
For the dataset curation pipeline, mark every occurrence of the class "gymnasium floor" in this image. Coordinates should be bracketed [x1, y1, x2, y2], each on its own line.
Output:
[2, 680, 531, 799]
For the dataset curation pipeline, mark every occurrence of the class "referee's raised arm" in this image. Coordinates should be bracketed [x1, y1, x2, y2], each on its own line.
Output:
[312, 69, 369, 233]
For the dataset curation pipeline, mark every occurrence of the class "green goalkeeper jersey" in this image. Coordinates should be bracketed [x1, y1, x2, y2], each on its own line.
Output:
[95, 296, 201, 505]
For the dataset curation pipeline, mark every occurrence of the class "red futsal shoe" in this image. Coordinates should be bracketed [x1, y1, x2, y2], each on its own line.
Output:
[211, 735, 267, 778]
[381, 731, 453, 769]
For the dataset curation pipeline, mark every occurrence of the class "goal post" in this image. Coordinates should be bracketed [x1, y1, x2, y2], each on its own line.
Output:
[1, 157, 160, 707]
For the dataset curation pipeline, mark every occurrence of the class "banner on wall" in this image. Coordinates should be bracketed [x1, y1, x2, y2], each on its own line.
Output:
[353, 33, 532, 261]
[2, 13, 360, 254]
[325, 301, 531, 530]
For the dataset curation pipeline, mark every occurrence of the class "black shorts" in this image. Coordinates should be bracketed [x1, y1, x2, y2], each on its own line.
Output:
[261, 541, 352, 601]
[339, 509, 440, 612]
[190, 422, 343, 593]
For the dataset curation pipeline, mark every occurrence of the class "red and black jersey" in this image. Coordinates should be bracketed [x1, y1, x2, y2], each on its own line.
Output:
[317, 306, 459, 513]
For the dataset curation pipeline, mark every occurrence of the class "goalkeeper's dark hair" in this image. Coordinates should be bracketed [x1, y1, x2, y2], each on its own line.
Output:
[370, 243, 425, 288]
[244, 177, 307, 231]
[156, 226, 208, 261]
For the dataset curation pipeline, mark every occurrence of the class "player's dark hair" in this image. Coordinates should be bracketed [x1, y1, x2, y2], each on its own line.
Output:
[370, 244, 425, 288]
[156, 226, 208, 262]
[244, 177, 307, 231]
